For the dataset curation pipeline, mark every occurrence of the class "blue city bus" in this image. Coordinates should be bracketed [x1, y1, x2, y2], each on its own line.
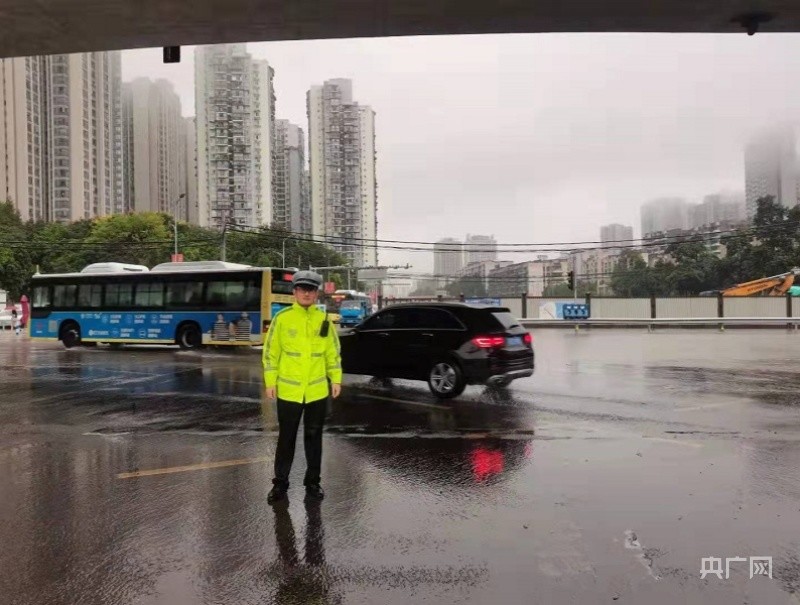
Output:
[29, 261, 296, 349]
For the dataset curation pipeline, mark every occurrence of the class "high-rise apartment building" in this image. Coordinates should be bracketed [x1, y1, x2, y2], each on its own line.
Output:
[689, 191, 746, 229]
[641, 197, 688, 237]
[0, 56, 47, 221]
[745, 127, 798, 218]
[600, 223, 633, 247]
[48, 52, 123, 221]
[1, 52, 123, 222]
[274, 120, 309, 234]
[122, 78, 183, 216]
[195, 44, 275, 229]
[180, 117, 198, 224]
[307, 78, 377, 267]
[433, 238, 464, 288]
[464, 234, 497, 264]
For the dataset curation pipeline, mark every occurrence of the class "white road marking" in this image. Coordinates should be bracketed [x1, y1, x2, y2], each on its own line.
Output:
[642, 436, 703, 448]
[359, 393, 451, 411]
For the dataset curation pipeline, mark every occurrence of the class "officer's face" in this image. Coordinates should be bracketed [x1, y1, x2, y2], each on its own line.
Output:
[294, 285, 319, 308]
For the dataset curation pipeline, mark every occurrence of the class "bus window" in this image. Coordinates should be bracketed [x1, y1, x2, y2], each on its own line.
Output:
[53, 284, 77, 308]
[245, 280, 261, 308]
[105, 283, 134, 308]
[166, 281, 204, 309]
[271, 270, 295, 295]
[134, 282, 164, 308]
[33, 286, 51, 309]
[206, 280, 254, 310]
[77, 284, 103, 308]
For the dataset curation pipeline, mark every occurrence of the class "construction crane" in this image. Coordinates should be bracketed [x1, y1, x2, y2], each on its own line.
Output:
[710, 268, 800, 297]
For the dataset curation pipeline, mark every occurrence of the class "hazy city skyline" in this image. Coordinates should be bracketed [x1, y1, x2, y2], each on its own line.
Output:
[121, 33, 800, 271]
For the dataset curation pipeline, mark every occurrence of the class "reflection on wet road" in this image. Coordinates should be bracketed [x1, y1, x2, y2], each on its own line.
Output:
[1, 330, 800, 604]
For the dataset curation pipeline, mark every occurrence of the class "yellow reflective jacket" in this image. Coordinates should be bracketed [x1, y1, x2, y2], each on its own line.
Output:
[262, 303, 342, 404]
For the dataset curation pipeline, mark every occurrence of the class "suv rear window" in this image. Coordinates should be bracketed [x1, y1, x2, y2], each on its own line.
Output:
[490, 311, 520, 330]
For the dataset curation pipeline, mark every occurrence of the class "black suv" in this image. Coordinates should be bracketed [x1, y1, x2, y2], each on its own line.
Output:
[339, 303, 534, 398]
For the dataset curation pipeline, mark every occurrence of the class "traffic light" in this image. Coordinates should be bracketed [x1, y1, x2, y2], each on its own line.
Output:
[566, 271, 575, 290]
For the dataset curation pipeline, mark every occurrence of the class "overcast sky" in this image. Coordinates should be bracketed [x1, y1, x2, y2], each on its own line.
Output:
[122, 34, 800, 271]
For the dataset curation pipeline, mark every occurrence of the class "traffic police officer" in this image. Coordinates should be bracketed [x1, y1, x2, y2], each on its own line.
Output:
[263, 271, 342, 503]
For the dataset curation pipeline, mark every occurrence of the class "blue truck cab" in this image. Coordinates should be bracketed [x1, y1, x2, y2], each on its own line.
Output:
[338, 299, 371, 327]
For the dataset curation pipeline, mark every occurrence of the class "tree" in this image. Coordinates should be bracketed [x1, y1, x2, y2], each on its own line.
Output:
[0, 203, 356, 300]
[179, 222, 223, 263]
[611, 251, 659, 296]
[716, 196, 800, 290]
[661, 239, 720, 295]
[542, 282, 573, 297]
[80, 213, 173, 268]
[446, 276, 487, 298]
[0, 202, 35, 299]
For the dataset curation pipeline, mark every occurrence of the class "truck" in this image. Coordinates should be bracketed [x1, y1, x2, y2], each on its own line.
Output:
[337, 295, 372, 327]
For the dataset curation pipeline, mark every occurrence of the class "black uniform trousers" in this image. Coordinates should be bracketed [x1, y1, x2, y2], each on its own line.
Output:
[273, 397, 327, 488]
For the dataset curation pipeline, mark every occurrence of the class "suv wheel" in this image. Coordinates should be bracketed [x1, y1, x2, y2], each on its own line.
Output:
[428, 360, 466, 399]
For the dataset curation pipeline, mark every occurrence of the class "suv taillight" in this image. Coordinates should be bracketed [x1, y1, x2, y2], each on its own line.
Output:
[524, 333, 532, 345]
[472, 335, 505, 349]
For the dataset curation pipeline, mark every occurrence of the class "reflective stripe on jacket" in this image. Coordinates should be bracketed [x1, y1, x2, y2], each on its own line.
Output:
[262, 302, 342, 404]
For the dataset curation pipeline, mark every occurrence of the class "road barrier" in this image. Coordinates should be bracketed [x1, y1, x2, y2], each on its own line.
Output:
[520, 316, 800, 330]
[388, 294, 800, 328]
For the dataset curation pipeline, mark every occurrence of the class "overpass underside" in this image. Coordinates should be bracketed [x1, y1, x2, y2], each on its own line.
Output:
[2, 0, 800, 58]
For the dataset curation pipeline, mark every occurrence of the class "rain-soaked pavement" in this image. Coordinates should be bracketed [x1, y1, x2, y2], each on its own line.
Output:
[1, 329, 800, 604]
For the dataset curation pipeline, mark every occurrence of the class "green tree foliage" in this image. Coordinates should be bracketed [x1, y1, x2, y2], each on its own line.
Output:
[542, 282, 573, 297]
[0, 207, 348, 301]
[0, 202, 32, 299]
[446, 276, 488, 298]
[609, 196, 800, 296]
[610, 250, 662, 296]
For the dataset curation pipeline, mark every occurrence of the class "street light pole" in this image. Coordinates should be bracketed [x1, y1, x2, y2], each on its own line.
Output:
[272, 238, 288, 267]
[171, 193, 186, 259]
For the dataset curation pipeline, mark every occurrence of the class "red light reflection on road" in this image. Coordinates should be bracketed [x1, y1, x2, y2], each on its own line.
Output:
[471, 447, 504, 481]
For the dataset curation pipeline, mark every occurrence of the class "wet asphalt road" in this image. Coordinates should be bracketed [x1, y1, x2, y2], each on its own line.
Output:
[1, 330, 800, 604]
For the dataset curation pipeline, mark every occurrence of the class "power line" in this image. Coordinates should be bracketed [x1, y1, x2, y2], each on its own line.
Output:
[226, 221, 797, 255]
[0, 236, 221, 249]
[226, 219, 797, 251]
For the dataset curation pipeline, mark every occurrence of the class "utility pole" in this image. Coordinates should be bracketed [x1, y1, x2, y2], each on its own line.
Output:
[221, 222, 227, 262]
[171, 193, 186, 260]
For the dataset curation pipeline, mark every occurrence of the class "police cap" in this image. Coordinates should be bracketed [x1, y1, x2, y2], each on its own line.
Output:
[292, 271, 323, 290]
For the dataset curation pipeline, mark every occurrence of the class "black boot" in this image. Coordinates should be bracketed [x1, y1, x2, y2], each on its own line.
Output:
[305, 484, 325, 501]
[268, 484, 288, 504]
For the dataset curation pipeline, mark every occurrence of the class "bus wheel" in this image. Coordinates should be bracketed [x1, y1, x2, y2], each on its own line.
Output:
[177, 324, 202, 350]
[60, 322, 81, 349]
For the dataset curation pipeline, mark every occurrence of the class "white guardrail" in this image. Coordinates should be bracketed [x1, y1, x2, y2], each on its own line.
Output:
[520, 317, 800, 328]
